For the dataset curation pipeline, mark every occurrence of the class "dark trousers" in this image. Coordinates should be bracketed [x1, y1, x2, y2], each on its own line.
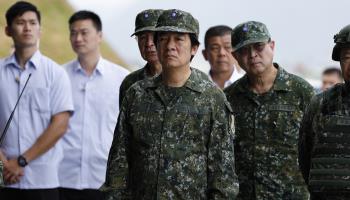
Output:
[0, 187, 59, 200]
[59, 187, 104, 200]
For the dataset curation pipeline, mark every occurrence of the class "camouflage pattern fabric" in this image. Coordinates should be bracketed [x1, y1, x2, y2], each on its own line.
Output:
[119, 64, 150, 108]
[103, 68, 239, 199]
[224, 63, 314, 200]
[155, 9, 199, 37]
[131, 9, 163, 36]
[299, 82, 350, 200]
[0, 161, 3, 186]
[231, 21, 271, 52]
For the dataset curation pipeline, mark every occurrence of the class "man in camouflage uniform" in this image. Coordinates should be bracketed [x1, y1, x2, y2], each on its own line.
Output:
[299, 24, 350, 200]
[102, 9, 239, 199]
[119, 9, 163, 106]
[224, 21, 314, 199]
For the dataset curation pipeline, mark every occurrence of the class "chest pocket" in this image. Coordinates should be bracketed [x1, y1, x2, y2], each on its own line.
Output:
[25, 87, 50, 114]
[177, 105, 210, 138]
[268, 104, 301, 144]
[129, 103, 164, 147]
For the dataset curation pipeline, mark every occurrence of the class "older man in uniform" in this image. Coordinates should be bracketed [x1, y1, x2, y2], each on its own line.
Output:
[299, 24, 350, 200]
[103, 9, 238, 199]
[118, 9, 163, 106]
[224, 21, 314, 199]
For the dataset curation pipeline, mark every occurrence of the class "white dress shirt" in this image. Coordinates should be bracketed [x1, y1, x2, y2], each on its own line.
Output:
[209, 65, 245, 88]
[59, 57, 129, 189]
[0, 51, 74, 189]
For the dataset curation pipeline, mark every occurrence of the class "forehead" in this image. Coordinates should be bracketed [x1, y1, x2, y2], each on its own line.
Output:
[207, 34, 231, 45]
[136, 31, 154, 37]
[70, 19, 96, 31]
[14, 11, 39, 21]
[158, 31, 189, 37]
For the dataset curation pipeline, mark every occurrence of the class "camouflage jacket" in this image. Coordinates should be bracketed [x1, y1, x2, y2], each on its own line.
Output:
[299, 82, 350, 200]
[224, 64, 314, 199]
[103, 68, 239, 199]
[119, 64, 151, 108]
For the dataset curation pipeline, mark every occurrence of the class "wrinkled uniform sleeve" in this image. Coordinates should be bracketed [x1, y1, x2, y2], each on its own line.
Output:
[298, 94, 322, 184]
[102, 94, 132, 200]
[207, 94, 239, 199]
[118, 79, 128, 109]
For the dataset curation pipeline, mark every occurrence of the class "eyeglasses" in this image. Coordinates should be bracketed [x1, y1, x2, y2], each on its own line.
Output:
[236, 42, 268, 55]
[208, 45, 233, 54]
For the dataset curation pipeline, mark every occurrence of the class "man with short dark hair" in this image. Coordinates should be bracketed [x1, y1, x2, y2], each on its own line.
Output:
[118, 9, 163, 106]
[224, 21, 314, 199]
[103, 9, 238, 199]
[299, 24, 350, 200]
[58, 10, 129, 200]
[202, 25, 244, 89]
[0, 1, 74, 199]
[321, 67, 343, 91]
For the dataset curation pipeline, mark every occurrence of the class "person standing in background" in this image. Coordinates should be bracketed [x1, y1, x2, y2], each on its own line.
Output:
[118, 9, 163, 106]
[58, 10, 129, 200]
[202, 25, 244, 89]
[321, 67, 343, 91]
[0, 1, 74, 199]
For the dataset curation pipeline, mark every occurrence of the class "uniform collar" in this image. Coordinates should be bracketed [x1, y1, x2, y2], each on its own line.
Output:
[236, 63, 291, 93]
[271, 63, 292, 92]
[208, 64, 244, 88]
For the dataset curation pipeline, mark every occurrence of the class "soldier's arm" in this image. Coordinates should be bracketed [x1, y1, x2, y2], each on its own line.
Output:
[118, 78, 128, 109]
[102, 96, 131, 200]
[207, 94, 239, 200]
[298, 94, 321, 184]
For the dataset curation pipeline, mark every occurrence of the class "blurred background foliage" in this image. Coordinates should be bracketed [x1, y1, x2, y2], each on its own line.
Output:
[0, 0, 126, 66]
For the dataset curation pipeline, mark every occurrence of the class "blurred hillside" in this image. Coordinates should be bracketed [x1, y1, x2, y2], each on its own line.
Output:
[0, 0, 126, 66]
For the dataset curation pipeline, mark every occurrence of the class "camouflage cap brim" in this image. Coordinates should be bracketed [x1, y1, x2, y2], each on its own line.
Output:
[233, 37, 270, 52]
[131, 26, 157, 37]
[155, 25, 197, 36]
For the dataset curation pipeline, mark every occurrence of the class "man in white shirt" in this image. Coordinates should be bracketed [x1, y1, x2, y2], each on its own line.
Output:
[202, 25, 244, 89]
[58, 10, 129, 200]
[0, 1, 74, 200]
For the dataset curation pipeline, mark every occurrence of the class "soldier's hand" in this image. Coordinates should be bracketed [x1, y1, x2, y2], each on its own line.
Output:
[3, 158, 24, 185]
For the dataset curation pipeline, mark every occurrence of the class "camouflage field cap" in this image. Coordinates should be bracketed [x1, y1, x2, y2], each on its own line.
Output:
[155, 9, 199, 38]
[131, 9, 163, 36]
[231, 21, 271, 51]
[332, 24, 350, 61]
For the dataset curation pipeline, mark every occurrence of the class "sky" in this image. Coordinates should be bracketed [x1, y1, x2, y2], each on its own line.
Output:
[68, 0, 350, 82]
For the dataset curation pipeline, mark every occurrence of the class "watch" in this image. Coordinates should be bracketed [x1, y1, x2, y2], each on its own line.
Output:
[17, 155, 28, 167]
